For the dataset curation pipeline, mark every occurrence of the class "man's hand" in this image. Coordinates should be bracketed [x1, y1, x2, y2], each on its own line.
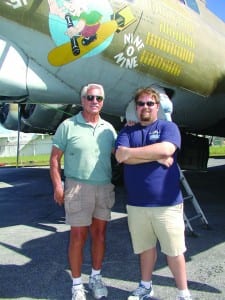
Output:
[158, 156, 174, 167]
[115, 146, 130, 163]
[54, 185, 64, 206]
[125, 120, 136, 126]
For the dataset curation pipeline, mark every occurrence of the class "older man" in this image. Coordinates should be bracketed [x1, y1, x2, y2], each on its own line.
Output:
[50, 83, 117, 300]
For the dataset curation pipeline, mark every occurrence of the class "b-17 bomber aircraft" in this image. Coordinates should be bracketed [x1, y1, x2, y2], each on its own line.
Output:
[0, 0, 225, 169]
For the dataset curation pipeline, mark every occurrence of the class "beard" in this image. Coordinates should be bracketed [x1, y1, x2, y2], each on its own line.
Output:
[140, 109, 152, 122]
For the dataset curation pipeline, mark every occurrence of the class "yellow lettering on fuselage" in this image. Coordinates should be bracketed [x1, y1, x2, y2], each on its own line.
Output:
[138, 0, 196, 76]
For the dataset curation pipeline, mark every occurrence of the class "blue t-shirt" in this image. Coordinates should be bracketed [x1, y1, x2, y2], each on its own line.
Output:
[115, 119, 183, 207]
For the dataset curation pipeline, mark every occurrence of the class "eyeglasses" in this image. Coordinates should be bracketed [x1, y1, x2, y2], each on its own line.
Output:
[86, 95, 104, 102]
[136, 101, 156, 107]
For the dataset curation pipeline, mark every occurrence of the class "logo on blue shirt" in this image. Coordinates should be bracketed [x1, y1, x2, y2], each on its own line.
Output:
[149, 130, 160, 141]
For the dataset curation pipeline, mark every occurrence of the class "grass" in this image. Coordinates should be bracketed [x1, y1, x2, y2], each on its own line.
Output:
[0, 154, 52, 167]
[0, 146, 224, 167]
[209, 145, 225, 156]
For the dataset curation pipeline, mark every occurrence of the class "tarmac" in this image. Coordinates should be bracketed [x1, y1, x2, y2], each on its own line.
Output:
[0, 158, 225, 300]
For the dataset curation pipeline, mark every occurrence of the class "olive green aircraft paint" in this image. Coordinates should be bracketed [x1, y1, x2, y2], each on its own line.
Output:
[1, 0, 225, 138]
[1, 0, 225, 97]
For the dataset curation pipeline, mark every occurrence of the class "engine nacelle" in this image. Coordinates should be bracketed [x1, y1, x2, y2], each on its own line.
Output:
[20, 103, 73, 134]
[0, 103, 76, 134]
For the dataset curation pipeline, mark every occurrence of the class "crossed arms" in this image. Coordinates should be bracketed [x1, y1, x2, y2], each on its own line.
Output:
[115, 141, 176, 167]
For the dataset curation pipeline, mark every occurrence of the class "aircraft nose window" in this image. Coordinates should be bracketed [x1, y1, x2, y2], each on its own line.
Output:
[186, 0, 200, 13]
[178, 0, 200, 14]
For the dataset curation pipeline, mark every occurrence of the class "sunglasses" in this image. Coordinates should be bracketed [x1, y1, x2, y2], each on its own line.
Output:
[136, 101, 156, 107]
[86, 95, 104, 102]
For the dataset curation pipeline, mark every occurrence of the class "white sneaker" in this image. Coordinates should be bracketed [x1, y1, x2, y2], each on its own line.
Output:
[72, 284, 86, 300]
[89, 274, 108, 299]
[128, 283, 154, 300]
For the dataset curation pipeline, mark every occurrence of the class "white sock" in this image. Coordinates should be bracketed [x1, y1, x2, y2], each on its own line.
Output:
[178, 289, 191, 297]
[141, 280, 152, 289]
[91, 268, 101, 277]
[72, 277, 82, 286]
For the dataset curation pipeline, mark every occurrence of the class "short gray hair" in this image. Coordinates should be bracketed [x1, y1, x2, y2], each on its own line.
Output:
[80, 83, 105, 99]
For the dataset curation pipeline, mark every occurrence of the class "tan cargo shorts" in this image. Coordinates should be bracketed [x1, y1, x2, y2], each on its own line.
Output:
[64, 178, 115, 226]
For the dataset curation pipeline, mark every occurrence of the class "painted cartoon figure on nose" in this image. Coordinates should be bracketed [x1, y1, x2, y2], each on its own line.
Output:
[48, 0, 102, 55]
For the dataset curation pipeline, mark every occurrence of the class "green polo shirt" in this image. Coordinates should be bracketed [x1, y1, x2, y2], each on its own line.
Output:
[52, 112, 117, 185]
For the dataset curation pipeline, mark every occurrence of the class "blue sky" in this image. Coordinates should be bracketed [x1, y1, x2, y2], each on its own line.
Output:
[206, 0, 225, 22]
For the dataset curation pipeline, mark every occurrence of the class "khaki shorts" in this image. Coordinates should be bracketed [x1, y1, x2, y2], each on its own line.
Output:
[64, 178, 115, 226]
[127, 204, 186, 256]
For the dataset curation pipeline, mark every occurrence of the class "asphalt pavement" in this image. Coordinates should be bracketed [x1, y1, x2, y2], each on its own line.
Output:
[0, 158, 225, 300]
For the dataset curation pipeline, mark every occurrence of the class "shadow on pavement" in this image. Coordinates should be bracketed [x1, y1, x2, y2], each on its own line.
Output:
[0, 164, 224, 299]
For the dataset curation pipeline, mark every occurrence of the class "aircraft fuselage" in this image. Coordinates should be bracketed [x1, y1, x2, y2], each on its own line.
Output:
[0, 0, 225, 137]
